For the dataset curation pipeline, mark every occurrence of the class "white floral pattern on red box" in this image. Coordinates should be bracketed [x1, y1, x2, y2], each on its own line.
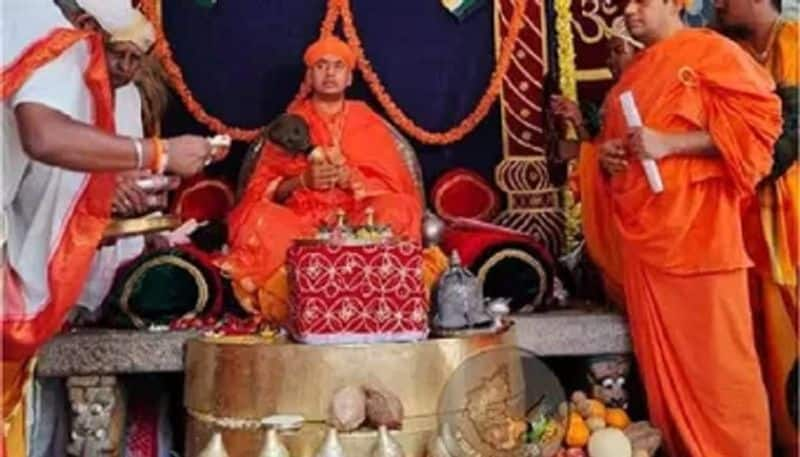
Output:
[286, 241, 428, 344]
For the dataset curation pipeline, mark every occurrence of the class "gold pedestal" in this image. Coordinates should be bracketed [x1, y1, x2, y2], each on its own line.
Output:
[184, 326, 523, 457]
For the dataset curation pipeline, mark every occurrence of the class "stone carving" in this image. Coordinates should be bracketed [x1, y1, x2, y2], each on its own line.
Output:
[66, 376, 124, 457]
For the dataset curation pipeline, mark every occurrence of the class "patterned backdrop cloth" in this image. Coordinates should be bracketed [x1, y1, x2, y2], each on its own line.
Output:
[491, 0, 559, 253]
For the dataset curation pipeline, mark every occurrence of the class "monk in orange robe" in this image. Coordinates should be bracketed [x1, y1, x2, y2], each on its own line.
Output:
[597, 0, 782, 455]
[222, 36, 445, 322]
[716, 1, 798, 453]
[550, 21, 642, 308]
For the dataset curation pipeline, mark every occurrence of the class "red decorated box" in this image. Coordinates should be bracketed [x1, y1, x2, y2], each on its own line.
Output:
[286, 241, 428, 344]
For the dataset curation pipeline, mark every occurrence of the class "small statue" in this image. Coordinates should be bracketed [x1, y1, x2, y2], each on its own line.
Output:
[433, 250, 492, 330]
[586, 355, 631, 410]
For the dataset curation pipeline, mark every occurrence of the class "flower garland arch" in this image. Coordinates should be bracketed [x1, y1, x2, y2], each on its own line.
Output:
[140, 0, 527, 145]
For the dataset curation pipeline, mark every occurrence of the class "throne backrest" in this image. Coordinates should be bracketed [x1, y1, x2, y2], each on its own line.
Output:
[381, 119, 425, 204]
[236, 118, 425, 206]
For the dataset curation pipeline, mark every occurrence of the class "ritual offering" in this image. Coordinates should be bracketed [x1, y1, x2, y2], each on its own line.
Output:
[103, 174, 182, 240]
[330, 386, 367, 432]
[364, 385, 404, 430]
[539, 391, 659, 457]
[286, 208, 428, 344]
[206, 134, 232, 165]
[170, 313, 277, 338]
[208, 134, 232, 149]
[263, 415, 306, 432]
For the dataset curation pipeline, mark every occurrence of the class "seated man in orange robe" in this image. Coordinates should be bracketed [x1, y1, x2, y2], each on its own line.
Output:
[597, 0, 781, 455]
[222, 36, 445, 323]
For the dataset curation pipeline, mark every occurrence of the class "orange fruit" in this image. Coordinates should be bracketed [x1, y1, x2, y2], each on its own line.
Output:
[605, 408, 632, 429]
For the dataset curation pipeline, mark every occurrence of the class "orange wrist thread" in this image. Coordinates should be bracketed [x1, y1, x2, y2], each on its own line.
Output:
[150, 137, 164, 174]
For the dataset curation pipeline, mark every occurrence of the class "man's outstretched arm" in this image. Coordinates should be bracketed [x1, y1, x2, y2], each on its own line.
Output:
[14, 102, 223, 176]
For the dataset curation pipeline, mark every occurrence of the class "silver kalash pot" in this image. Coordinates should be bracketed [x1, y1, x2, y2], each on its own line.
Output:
[433, 250, 492, 330]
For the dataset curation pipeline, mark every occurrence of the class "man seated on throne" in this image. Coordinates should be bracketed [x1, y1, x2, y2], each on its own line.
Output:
[221, 35, 446, 323]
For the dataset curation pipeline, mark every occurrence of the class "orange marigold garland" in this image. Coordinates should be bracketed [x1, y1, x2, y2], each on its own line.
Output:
[140, 0, 261, 141]
[339, 0, 527, 144]
[140, 0, 526, 145]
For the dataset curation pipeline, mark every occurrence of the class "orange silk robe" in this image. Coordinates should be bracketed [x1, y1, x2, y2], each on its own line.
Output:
[223, 99, 443, 322]
[572, 141, 625, 307]
[740, 20, 799, 456]
[600, 29, 781, 457]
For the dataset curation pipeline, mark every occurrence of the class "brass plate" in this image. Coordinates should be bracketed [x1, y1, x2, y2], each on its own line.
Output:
[103, 214, 180, 239]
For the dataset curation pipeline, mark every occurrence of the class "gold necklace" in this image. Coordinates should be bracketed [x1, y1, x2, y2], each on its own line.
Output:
[313, 100, 348, 147]
[749, 18, 782, 63]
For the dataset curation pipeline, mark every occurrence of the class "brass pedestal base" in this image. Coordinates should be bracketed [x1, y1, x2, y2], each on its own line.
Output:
[184, 326, 523, 456]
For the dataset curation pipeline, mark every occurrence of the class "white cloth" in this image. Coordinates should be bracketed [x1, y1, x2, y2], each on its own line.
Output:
[0, 0, 76, 257]
[2, 0, 143, 320]
[75, 83, 145, 317]
[2, 2, 93, 318]
[76, 0, 156, 52]
[1, 0, 74, 69]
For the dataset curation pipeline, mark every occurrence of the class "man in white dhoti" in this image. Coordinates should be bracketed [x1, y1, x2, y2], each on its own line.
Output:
[1, 1, 228, 454]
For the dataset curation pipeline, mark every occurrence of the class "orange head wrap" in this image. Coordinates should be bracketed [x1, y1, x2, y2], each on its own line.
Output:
[676, 0, 693, 8]
[303, 36, 356, 70]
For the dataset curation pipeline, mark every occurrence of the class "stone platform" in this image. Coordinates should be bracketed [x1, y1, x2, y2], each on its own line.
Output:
[34, 311, 631, 455]
[36, 311, 630, 377]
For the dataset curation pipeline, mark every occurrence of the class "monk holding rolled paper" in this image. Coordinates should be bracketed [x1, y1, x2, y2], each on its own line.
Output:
[222, 36, 446, 323]
[596, 0, 782, 455]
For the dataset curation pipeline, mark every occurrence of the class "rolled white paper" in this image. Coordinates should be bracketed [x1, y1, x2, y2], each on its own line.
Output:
[619, 91, 664, 194]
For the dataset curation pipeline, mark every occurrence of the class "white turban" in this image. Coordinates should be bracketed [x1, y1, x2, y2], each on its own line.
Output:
[76, 0, 156, 53]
